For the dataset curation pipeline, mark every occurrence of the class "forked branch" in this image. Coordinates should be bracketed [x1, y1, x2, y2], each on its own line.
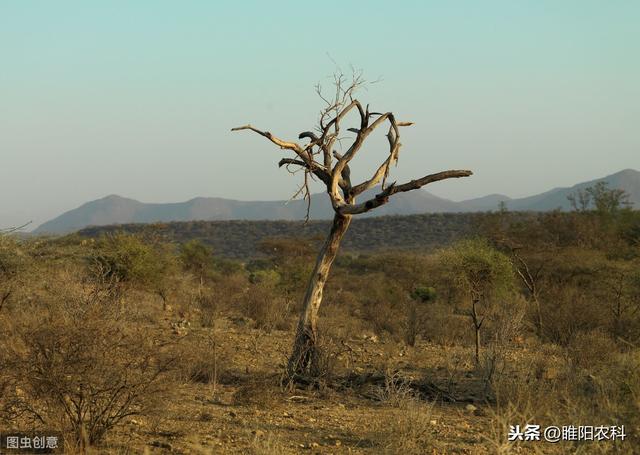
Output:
[338, 170, 474, 215]
[231, 125, 316, 169]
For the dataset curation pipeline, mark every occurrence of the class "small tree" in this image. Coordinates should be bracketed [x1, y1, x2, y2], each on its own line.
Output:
[179, 239, 214, 296]
[568, 181, 631, 215]
[90, 233, 167, 287]
[233, 73, 472, 379]
[438, 239, 515, 364]
[89, 233, 174, 310]
[509, 247, 545, 337]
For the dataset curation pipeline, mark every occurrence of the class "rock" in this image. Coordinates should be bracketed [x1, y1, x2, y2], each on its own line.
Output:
[465, 404, 477, 412]
[335, 439, 342, 447]
[429, 419, 438, 425]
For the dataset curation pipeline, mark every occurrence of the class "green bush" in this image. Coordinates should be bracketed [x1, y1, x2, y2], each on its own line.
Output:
[90, 233, 171, 290]
[179, 239, 213, 282]
[411, 286, 437, 303]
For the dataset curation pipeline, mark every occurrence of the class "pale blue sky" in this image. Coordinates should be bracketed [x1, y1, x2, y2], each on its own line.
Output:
[1, 1, 638, 229]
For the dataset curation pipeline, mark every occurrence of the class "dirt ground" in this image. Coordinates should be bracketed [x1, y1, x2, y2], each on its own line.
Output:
[99, 315, 535, 454]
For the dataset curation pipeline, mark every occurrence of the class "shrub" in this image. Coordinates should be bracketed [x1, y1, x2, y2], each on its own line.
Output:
[0, 285, 176, 449]
[373, 369, 415, 406]
[89, 233, 171, 291]
[241, 282, 290, 332]
[248, 269, 281, 286]
[411, 286, 437, 303]
[542, 285, 605, 345]
[421, 304, 470, 346]
[374, 399, 436, 454]
[174, 335, 222, 385]
[360, 274, 406, 338]
[197, 292, 220, 328]
[567, 329, 618, 371]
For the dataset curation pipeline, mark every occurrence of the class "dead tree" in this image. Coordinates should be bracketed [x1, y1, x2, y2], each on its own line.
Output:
[511, 248, 544, 336]
[232, 75, 472, 380]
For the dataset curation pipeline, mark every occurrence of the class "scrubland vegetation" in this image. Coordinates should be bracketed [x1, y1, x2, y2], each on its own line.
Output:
[77, 212, 479, 259]
[1, 186, 639, 453]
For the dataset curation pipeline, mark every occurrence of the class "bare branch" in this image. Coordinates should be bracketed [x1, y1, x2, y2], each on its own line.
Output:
[298, 131, 319, 143]
[351, 148, 399, 196]
[338, 170, 473, 215]
[332, 110, 391, 173]
[231, 124, 314, 164]
[278, 158, 330, 186]
[334, 112, 407, 200]
[278, 158, 308, 168]
[0, 221, 32, 235]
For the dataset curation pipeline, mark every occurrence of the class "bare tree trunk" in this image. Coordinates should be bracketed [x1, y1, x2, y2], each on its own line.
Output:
[474, 326, 481, 365]
[532, 293, 543, 337]
[471, 299, 482, 365]
[287, 213, 352, 378]
[513, 252, 544, 336]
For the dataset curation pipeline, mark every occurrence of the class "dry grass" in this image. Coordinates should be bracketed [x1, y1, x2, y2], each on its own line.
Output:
[1, 233, 638, 453]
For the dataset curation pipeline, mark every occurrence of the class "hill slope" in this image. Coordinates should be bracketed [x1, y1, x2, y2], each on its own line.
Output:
[34, 189, 461, 234]
[35, 169, 639, 234]
[507, 169, 640, 211]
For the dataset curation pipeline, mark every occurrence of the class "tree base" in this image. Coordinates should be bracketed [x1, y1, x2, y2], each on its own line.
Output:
[282, 330, 331, 389]
[285, 333, 315, 376]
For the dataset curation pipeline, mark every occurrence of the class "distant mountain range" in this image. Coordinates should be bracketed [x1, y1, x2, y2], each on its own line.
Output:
[34, 169, 640, 234]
